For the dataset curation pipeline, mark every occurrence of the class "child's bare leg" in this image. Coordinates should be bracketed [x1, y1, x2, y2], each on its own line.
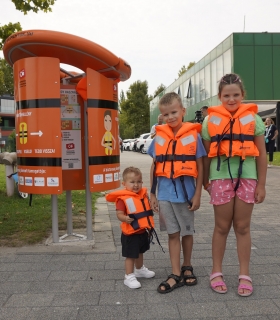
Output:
[182, 235, 193, 266]
[233, 197, 254, 294]
[125, 258, 135, 275]
[159, 231, 181, 290]
[211, 199, 234, 291]
[135, 253, 143, 269]
[182, 235, 196, 283]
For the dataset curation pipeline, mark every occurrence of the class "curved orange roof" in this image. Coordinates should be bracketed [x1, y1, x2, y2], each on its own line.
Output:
[3, 29, 131, 81]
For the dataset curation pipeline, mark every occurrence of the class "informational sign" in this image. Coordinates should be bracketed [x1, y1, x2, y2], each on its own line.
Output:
[61, 89, 82, 170]
[14, 57, 63, 194]
[86, 68, 121, 192]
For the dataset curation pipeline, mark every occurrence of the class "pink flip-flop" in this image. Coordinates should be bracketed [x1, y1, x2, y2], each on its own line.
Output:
[210, 272, 227, 294]
[238, 275, 253, 297]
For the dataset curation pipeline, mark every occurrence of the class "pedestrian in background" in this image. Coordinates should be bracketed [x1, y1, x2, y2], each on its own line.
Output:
[264, 117, 278, 167]
[150, 114, 163, 138]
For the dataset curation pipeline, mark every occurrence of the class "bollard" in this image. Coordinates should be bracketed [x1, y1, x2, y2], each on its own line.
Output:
[1, 152, 17, 197]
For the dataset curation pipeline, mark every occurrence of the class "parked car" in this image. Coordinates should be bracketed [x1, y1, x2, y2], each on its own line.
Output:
[142, 135, 153, 154]
[122, 139, 132, 151]
[129, 138, 137, 151]
[135, 133, 151, 152]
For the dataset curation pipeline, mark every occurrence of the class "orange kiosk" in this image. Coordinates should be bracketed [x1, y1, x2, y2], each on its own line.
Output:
[3, 30, 131, 243]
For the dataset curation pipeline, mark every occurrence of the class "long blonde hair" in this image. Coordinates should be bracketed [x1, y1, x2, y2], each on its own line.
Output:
[264, 118, 274, 126]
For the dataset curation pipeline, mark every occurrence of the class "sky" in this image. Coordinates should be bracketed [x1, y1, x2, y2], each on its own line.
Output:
[1, 0, 280, 98]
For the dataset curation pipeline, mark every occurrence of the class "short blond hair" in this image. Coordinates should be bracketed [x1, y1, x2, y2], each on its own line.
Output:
[122, 167, 142, 181]
[159, 92, 183, 108]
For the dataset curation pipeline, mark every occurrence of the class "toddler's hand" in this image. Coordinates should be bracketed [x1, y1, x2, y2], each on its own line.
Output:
[125, 216, 134, 224]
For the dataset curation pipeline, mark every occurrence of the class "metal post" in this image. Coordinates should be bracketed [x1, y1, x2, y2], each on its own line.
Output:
[51, 194, 59, 243]
[84, 101, 93, 240]
[66, 190, 73, 235]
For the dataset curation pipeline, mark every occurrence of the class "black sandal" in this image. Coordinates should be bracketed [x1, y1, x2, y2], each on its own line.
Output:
[157, 273, 184, 294]
[181, 266, 197, 286]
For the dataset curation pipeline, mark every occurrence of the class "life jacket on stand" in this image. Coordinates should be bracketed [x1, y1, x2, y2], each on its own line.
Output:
[207, 103, 259, 190]
[106, 188, 164, 251]
[151, 122, 202, 205]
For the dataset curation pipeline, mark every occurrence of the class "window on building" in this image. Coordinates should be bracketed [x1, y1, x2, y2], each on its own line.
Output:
[199, 69, 205, 101]
[195, 72, 200, 103]
[216, 55, 223, 83]
[182, 79, 190, 98]
[223, 49, 231, 75]
[205, 64, 211, 99]
[189, 76, 195, 105]
[211, 59, 217, 96]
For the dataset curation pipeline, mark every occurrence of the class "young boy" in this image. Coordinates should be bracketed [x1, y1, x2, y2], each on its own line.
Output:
[148, 92, 206, 293]
[106, 167, 155, 289]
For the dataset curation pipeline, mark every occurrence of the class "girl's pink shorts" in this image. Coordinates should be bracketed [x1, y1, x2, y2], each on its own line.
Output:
[209, 178, 257, 205]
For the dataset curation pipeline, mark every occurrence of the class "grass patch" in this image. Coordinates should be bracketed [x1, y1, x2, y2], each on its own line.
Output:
[0, 165, 100, 247]
[269, 151, 280, 166]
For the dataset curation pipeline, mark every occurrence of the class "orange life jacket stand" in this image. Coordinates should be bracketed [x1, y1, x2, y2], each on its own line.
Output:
[3, 30, 131, 243]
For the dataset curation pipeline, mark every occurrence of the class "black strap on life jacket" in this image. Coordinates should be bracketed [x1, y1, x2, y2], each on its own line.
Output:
[211, 133, 254, 143]
[128, 210, 154, 230]
[234, 157, 244, 191]
[180, 176, 192, 206]
[151, 159, 158, 195]
[213, 118, 247, 191]
[155, 154, 196, 162]
[135, 198, 165, 252]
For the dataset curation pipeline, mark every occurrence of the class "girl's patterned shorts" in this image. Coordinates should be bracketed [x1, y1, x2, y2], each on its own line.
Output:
[209, 178, 257, 205]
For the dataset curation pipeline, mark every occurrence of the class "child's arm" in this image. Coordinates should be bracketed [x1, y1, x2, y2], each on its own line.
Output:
[116, 210, 134, 224]
[202, 140, 211, 191]
[189, 156, 203, 211]
[149, 161, 159, 212]
[254, 135, 267, 204]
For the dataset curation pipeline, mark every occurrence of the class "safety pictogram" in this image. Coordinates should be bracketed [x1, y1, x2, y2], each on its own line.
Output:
[19, 122, 28, 144]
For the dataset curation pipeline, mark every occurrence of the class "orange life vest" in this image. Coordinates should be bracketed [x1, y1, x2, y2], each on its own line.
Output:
[207, 103, 259, 160]
[105, 188, 154, 235]
[154, 122, 202, 179]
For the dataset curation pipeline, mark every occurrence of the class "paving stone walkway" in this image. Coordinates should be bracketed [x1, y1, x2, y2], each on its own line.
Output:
[0, 152, 280, 319]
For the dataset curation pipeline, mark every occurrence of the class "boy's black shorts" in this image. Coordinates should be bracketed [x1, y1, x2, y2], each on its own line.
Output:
[121, 231, 150, 258]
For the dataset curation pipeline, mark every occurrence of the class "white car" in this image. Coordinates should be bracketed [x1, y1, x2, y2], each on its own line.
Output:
[129, 138, 137, 151]
[122, 139, 132, 151]
[142, 135, 154, 154]
[135, 133, 151, 152]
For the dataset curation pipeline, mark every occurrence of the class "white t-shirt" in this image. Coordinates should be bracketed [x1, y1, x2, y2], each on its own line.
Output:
[150, 123, 158, 134]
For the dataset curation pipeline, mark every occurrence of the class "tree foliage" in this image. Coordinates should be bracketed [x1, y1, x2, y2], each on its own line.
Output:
[153, 83, 166, 98]
[0, 22, 22, 50]
[7, 130, 16, 152]
[11, 0, 56, 14]
[119, 81, 151, 138]
[187, 61, 195, 70]
[178, 65, 187, 78]
[177, 62, 196, 79]
[0, 0, 56, 48]
[0, 58, 14, 95]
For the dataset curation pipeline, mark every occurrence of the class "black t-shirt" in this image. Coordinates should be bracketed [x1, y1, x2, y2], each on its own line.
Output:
[265, 124, 277, 141]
